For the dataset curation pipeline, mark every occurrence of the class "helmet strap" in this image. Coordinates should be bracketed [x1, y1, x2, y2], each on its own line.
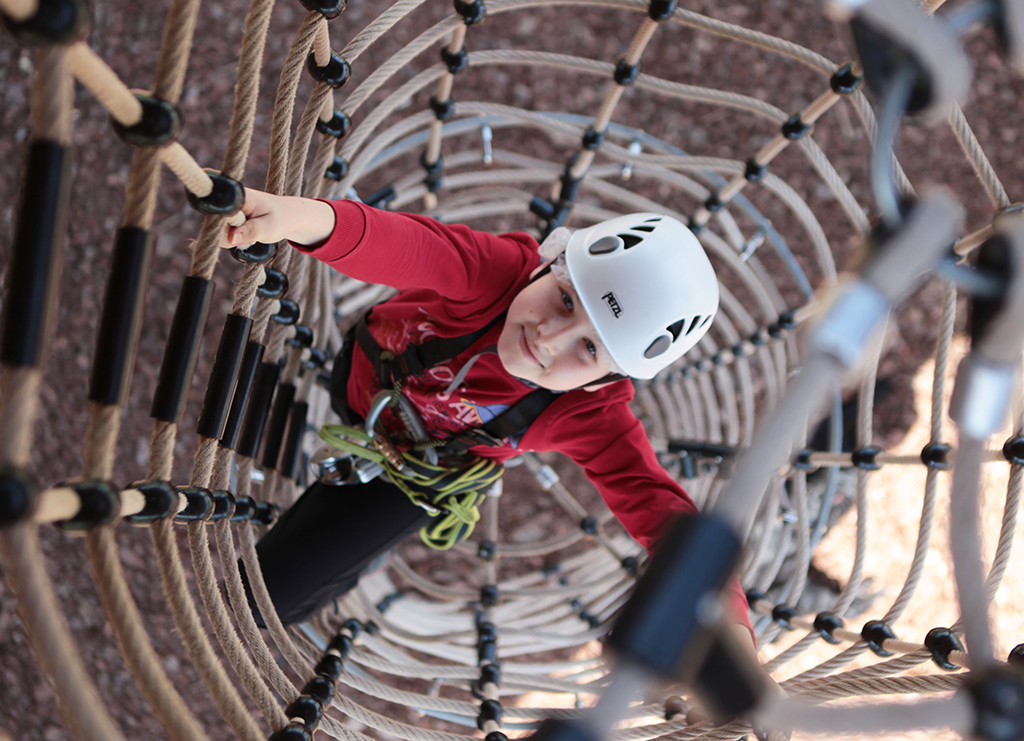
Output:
[578, 372, 628, 390]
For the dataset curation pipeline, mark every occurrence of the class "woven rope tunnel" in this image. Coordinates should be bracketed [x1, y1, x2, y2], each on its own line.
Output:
[1, 0, 1024, 739]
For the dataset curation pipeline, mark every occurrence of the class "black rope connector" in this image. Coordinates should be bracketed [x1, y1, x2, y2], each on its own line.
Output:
[480, 584, 499, 608]
[173, 486, 213, 523]
[731, 341, 751, 359]
[1003, 436, 1024, 465]
[316, 653, 343, 681]
[364, 185, 397, 210]
[271, 299, 301, 326]
[328, 632, 354, 662]
[124, 480, 178, 525]
[257, 268, 289, 300]
[302, 675, 335, 706]
[269, 725, 313, 741]
[377, 589, 405, 613]
[1, 0, 89, 45]
[285, 694, 323, 726]
[781, 112, 812, 141]
[921, 442, 953, 470]
[703, 193, 724, 213]
[316, 109, 352, 139]
[441, 46, 469, 74]
[306, 51, 351, 88]
[342, 617, 362, 639]
[477, 699, 503, 730]
[745, 588, 767, 607]
[185, 170, 245, 216]
[582, 126, 605, 151]
[478, 540, 496, 560]
[771, 604, 800, 631]
[286, 325, 314, 349]
[750, 327, 770, 346]
[478, 639, 497, 666]
[454, 0, 485, 25]
[421, 152, 444, 178]
[744, 156, 767, 183]
[851, 445, 884, 471]
[56, 480, 120, 531]
[960, 666, 1024, 741]
[924, 627, 965, 671]
[813, 612, 844, 644]
[579, 610, 601, 628]
[829, 62, 862, 95]
[252, 501, 279, 526]
[209, 490, 235, 521]
[230, 241, 277, 265]
[793, 449, 816, 471]
[1009, 644, 1024, 669]
[621, 556, 639, 575]
[325, 156, 349, 182]
[485, 733, 509, 741]
[299, 0, 346, 20]
[229, 494, 255, 522]
[861, 619, 896, 656]
[613, 58, 640, 86]
[580, 516, 598, 535]
[647, 0, 676, 21]
[0, 466, 36, 526]
[303, 348, 328, 370]
[111, 93, 183, 147]
[478, 662, 502, 689]
[429, 95, 455, 121]
[778, 310, 797, 332]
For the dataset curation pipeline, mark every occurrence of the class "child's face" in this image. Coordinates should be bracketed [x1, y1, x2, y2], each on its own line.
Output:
[497, 266, 614, 391]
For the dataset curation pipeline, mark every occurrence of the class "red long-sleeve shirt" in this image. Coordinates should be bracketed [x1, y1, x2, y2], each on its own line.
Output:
[294, 199, 751, 633]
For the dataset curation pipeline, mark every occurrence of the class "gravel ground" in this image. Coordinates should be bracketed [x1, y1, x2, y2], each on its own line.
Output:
[2, 0, 1024, 739]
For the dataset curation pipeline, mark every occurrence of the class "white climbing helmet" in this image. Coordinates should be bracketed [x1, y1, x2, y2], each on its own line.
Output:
[564, 212, 719, 379]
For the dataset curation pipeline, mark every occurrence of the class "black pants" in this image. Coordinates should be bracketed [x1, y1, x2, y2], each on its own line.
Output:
[240, 477, 433, 626]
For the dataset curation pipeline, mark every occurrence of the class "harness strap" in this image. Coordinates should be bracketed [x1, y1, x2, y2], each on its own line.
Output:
[433, 387, 561, 455]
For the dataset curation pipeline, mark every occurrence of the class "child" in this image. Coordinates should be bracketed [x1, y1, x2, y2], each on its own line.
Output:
[225, 190, 753, 651]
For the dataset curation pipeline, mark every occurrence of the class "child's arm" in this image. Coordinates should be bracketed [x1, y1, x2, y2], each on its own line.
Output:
[221, 189, 337, 248]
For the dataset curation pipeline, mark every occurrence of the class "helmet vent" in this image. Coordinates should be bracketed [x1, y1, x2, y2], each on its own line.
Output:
[686, 315, 703, 335]
[667, 319, 686, 341]
[588, 235, 622, 255]
[643, 217, 661, 223]
[619, 233, 642, 249]
[644, 335, 672, 359]
[632, 225, 655, 233]
[700, 315, 712, 327]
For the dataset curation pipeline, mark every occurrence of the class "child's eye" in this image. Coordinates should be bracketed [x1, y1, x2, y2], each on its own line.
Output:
[585, 340, 597, 358]
[561, 291, 574, 311]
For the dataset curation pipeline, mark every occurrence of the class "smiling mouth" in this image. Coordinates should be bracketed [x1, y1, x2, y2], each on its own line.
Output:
[520, 328, 541, 367]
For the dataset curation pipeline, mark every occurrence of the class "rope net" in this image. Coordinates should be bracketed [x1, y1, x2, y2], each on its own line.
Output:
[1, 0, 1023, 739]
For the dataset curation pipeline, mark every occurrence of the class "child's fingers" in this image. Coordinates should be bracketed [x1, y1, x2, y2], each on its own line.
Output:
[224, 219, 257, 248]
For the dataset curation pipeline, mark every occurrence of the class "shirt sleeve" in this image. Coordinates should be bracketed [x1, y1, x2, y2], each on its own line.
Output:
[533, 391, 753, 637]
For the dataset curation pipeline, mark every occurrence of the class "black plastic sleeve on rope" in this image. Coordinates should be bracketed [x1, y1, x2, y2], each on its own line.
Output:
[441, 46, 469, 74]
[961, 667, 1024, 741]
[174, 486, 214, 523]
[150, 276, 213, 423]
[530, 197, 556, 222]
[851, 445, 884, 470]
[613, 58, 640, 86]
[261, 382, 297, 471]
[579, 516, 598, 534]
[196, 313, 252, 440]
[480, 584, 499, 608]
[306, 51, 351, 88]
[271, 299, 301, 326]
[607, 514, 741, 678]
[1, 142, 71, 367]
[316, 654, 343, 682]
[477, 540, 496, 560]
[861, 619, 896, 656]
[621, 555, 639, 574]
[422, 152, 444, 193]
[328, 632, 354, 661]
[230, 241, 277, 265]
[744, 588, 766, 607]
[813, 612, 844, 644]
[279, 400, 309, 481]
[325, 156, 349, 182]
[220, 341, 265, 451]
[1003, 436, 1024, 465]
[744, 156, 767, 183]
[209, 490, 235, 521]
[429, 95, 455, 121]
[364, 185, 397, 210]
[285, 695, 323, 727]
[781, 112, 812, 140]
[830, 62, 863, 95]
[478, 662, 502, 690]
[377, 589, 405, 613]
[110, 94, 183, 147]
[89, 226, 152, 405]
[686, 215, 705, 235]
[341, 617, 362, 639]
[477, 699, 503, 731]
[704, 193, 724, 213]
[454, 0, 485, 25]
[750, 326, 770, 346]
[237, 361, 280, 460]
[258, 268, 289, 300]
[229, 493, 255, 522]
[252, 501, 278, 526]
[268, 725, 312, 741]
[485, 732, 510, 741]
[286, 325, 314, 350]
[56, 480, 120, 531]
[771, 604, 799, 631]
[303, 676, 335, 706]
[924, 627, 965, 671]
[0, 467, 37, 526]
[316, 109, 352, 139]
[303, 348, 328, 371]
[582, 126, 605, 151]
[648, 0, 676, 20]
[124, 480, 178, 525]
[185, 170, 245, 216]
[921, 442, 953, 470]
[299, 0, 345, 20]
[1, 0, 88, 44]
